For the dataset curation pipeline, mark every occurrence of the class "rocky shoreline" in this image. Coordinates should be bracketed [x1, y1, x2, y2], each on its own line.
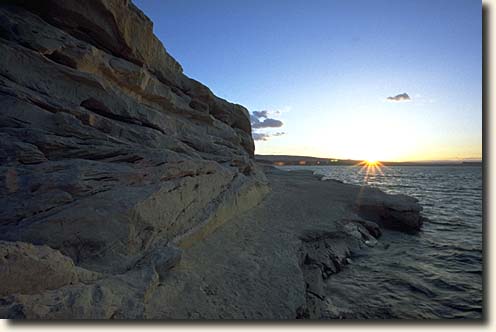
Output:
[1, 167, 427, 319]
[0, 0, 427, 319]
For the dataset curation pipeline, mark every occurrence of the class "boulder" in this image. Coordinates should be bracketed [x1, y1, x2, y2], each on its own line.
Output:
[352, 188, 425, 232]
[0, 241, 78, 296]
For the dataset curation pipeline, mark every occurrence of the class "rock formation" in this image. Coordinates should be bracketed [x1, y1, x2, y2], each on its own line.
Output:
[0, 0, 269, 317]
[0, 0, 427, 319]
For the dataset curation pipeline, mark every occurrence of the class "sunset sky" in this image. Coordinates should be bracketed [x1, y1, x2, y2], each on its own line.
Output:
[134, 0, 481, 162]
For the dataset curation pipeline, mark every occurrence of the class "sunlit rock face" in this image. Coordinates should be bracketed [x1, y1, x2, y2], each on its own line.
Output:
[0, 0, 268, 274]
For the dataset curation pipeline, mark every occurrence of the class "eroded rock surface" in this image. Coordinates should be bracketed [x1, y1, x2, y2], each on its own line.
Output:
[0, 0, 268, 271]
[140, 168, 426, 320]
[0, 0, 268, 318]
[0, 1, 427, 319]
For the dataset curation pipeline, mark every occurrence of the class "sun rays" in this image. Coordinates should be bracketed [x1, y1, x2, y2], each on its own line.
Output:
[357, 159, 385, 182]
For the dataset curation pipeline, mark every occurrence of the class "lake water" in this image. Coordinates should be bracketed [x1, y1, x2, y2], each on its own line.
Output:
[279, 165, 483, 319]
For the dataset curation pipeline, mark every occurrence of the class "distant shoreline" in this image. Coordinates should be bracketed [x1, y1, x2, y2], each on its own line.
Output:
[255, 154, 482, 167]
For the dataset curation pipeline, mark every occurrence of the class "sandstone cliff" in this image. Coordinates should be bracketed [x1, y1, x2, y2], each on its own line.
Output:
[0, 0, 427, 319]
[0, 0, 269, 315]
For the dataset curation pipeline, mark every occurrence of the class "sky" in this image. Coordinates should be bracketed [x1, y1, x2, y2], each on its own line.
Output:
[134, 0, 481, 162]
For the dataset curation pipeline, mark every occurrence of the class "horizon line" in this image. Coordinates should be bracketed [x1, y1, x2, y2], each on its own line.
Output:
[255, 153, 483, 164]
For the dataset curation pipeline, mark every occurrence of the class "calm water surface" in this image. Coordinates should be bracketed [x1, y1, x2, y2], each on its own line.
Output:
[279, 165, 483, 319]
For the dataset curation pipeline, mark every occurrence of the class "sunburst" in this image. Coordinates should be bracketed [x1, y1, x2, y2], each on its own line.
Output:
[357, 159, 384, 181]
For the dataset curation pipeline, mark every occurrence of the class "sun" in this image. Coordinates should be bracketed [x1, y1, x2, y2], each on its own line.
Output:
[356, 159, 385, 181]
[364, 159, 379, 166]
[359, 159, 383, 168]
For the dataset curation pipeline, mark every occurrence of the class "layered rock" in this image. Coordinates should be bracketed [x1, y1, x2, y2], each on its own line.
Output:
[0, 0, 428, 320]
[0, 0, 268, 301]
[140, 168, 426, 320]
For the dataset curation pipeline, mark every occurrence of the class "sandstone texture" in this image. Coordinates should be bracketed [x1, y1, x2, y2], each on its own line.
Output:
[1, 166, 427, 319]
[141, 168, 427, 319]
[0, 0, 426, 319]
[0, 0, 269, 318]
[0, 0, 268, 271]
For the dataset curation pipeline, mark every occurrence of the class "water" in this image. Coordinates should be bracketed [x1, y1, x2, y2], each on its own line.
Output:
[279, 165, 483, 319]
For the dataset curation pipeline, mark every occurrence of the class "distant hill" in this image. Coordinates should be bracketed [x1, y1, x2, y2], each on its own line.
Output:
[256, 155, 356, 166]
[255, 154, 482, 166]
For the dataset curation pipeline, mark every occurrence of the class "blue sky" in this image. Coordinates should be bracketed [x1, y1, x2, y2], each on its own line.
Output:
[134, 0, 481, 161]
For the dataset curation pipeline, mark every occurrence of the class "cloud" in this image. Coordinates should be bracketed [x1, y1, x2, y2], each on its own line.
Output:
[250, 110, 284, 129]
[253, 132, 285, 141]
[386, 92, 411, 102]
[252, 133, 270, 141]
[252, 110, 269, 118]
[252, 118, 283, 129]
[251, 110, 285, 141]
